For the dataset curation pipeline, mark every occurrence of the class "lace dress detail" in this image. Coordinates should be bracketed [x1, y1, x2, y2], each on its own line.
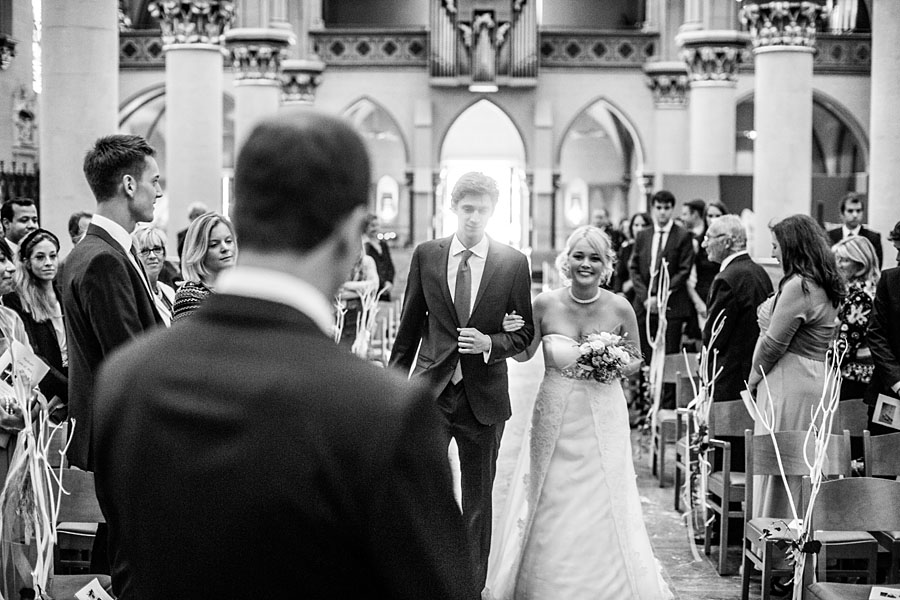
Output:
[483, 334, 671, 600]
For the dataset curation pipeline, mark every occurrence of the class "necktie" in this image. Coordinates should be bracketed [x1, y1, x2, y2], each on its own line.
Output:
[454, 249, 474, 326]
[652, 230, 665, 276]
[451, 249, 473, 385]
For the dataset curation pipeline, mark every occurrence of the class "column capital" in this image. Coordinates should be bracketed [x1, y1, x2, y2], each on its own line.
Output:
[0, 34, 17, 71]
[280, 58, 325, 105]
[676, 30, 750, 83]
[643, 61, 689, 108]
[149, 1, 235, 47]
[740, 1, 829, 51]
[224, 28, 294, 84]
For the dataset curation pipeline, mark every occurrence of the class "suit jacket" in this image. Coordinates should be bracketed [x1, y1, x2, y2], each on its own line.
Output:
[2, 291, 68, 403]
[866, 267, 900, 406]
[60, 223, 162, 470]
[702, 254, 773, 401]
[628, 224, 695, 319]
[828, 226, 883, 267]
[92, 294, 473, 599]
[389, 237, 534, 425]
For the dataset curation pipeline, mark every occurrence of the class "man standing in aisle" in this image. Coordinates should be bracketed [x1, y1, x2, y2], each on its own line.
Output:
[828, 192, 883, 267]
[866, 220, 900, 435]
[390, 172, 534, 588]
[92, 111, 473, 598]
[61, 134, 165, 572]
[629, 190, 695, 408]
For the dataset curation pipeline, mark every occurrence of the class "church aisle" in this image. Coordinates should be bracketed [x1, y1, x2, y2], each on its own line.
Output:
[495, 354, 759, 600]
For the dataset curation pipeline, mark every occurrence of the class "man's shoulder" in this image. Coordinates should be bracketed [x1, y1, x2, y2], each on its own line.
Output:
[827, 227, 842, 242]
[862, 226, 882, 241]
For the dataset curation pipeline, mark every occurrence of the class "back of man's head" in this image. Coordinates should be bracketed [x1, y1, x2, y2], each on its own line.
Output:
[233, 111, 370, 253]
[83, 135, 156, 202]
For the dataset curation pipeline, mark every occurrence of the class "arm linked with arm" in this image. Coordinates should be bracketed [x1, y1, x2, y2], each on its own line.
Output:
[487, 255, 535, 363]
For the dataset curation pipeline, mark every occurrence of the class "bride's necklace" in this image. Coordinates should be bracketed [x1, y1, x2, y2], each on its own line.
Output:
[568, 286, 601, 304]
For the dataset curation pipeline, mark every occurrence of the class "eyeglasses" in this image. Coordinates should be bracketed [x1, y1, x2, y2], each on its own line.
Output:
[138, 246, 165, 257]
[703, 233, 729, 242]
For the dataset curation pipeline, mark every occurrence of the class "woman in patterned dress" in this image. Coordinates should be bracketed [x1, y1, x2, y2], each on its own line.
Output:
[173, 212, 237, 322]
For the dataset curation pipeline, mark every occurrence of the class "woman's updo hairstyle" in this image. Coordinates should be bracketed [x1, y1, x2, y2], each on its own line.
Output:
[555, 225, 616, 285]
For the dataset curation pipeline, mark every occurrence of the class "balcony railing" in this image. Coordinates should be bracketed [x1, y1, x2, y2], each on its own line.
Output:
[311, 29, 428, 67]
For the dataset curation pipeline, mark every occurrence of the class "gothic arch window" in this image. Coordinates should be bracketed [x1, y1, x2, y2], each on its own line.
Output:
[342, 97, 409, 182]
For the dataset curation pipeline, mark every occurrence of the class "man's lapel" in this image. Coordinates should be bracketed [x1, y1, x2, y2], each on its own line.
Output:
[471, 239, 500, 318]
[436, 237, 458, 326]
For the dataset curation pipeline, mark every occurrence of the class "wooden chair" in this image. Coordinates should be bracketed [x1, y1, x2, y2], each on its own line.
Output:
[864, 430, 900, 584]
[703, 399, 755, 575]
[740, 429, 870, 600]
[51, 468, 110, 594]
[650, 353, 699, 487]
[804, 478, 900, 600]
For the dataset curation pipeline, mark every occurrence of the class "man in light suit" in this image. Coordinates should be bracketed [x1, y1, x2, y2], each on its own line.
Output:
[390, 172, 535, 588]
[702, 215, 773, 469]
[628, 190, 695, 409]
[828, 192, 883, 267]
[61, 134, 165, 572]
[92, 112, 473, 599]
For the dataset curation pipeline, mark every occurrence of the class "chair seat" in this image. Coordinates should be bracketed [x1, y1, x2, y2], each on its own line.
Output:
[748, 518, 875, 544]
[709, 471, 746, 489]
[58, 522, 99, 536]
[48, 574, 113, 600]
[807, 582, 900, 600]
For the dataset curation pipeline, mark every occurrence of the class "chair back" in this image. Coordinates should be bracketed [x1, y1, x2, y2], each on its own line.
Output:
[44, 422, 69, 469]
[663, 352, 699, 383]
[836, 399, 869, 437]
[863, 430, 900, 477]
[808, 477, 900, 533]
[674, 374, 696, 409]
[53, 469, 105, 525]
[744, 429, 852, 520]
[709, 399, 755, 438]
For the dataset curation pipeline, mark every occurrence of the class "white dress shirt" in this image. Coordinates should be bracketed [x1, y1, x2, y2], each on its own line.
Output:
[90, 215, 157, 311]
[447, 234, 489, 316]
[842, 225, 861, 239]
[217, 266, 335, 336]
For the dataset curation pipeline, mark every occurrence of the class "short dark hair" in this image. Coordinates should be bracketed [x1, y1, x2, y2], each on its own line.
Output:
[0, 238, 12, 262]
[1, 198, 35, 223]
[651, 190, 676, 208]
[451, 172, 499, 206]
[684, 198, 706, 217]
[233, 111, 370, 253]
[83, 134, 156, 201]
[67, 211, 93, 238]
[839, 192, 865, 213]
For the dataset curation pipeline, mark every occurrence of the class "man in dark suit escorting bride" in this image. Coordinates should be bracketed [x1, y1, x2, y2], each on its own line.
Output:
[390, 172, 535, 588]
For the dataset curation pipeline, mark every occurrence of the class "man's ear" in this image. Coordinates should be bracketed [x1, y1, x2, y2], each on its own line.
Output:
[334, 205, 368, 260]
[123, 174, 135, 198]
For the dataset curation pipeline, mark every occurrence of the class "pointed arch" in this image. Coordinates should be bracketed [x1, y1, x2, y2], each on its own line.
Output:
[555, 96, 646, 174]
[341, 96, 411, 164]
[438, 98, 529, 164]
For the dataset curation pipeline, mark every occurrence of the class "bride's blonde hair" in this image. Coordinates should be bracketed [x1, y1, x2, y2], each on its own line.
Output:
[555, 225, 616, 285]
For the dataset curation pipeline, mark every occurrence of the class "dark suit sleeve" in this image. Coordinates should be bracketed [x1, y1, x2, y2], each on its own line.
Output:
[389, 246, 426, 374]
[629, 235, 648, 305]
[703, 277, 737, 374]
[487, 253, 534, 363]
[868, 272, 900, 391]
[871, 230, 883, 268]
[80, 252, 149, 354]
[668, 230, 695, 293]
[364, 389, 474, 600]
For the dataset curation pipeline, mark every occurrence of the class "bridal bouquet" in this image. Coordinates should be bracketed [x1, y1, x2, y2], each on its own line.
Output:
[561, 332, 641, 384]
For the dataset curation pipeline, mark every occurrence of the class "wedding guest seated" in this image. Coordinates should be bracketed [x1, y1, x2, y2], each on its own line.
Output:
[91, 110, 472, 599]
[132, 225, 176, 326]
[172, 211, 236, 322]
[4, 229, 68, 421]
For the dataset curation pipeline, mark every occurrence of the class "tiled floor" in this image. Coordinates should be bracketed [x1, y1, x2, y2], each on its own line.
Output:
[487, 349, 762, 600]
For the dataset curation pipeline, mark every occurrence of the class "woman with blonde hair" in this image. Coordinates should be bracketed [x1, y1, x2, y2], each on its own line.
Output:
[486, 226, 671, 599]
[132, 225, 177, 326]
[832, 235, 880, 400]
[173, 212, 237, 322]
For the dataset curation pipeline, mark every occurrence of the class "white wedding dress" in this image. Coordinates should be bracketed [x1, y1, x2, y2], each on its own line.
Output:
[483, 333, 672, 600]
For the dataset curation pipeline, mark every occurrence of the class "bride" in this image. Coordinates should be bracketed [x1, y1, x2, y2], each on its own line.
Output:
[483, 225, 672, 600]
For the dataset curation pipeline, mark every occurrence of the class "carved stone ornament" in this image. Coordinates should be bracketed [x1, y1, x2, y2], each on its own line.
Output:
[12, 86, 37, 148]
[740, 1, 829, 49]
[643, 62, 689, 107]
[280, 58, 325, 105]
[677, 30, 751, 82]
[0, 34, 17, 71]
[224, 29, 294, 83]
[148, 0, 235, 46]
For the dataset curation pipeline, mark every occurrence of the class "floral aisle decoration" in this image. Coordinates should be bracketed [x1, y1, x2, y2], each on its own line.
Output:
[560, 331, 642, 384]
[739, 343, 845, 600]
[644, 261, 671, 454]
[679, 311, 726, 561]
[351, 285, 385, 360]
[333, 296, 347, 344]
[0, 325, 72, 600]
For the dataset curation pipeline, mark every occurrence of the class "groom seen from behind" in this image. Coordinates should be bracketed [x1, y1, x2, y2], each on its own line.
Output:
[390, 172, 535, 588]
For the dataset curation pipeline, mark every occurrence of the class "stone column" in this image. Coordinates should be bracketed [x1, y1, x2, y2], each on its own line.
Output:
[868, 0, 900, 265]
[742, 1, 826, 256]
[224, 28, 293, 151]
[532, 100, 554, 252]
[151, 1, 234, 250]
[677, 30, 749, 174]
[40, 0, 118, 253]
[643, 62, 690, 189]
[280, 59, 325, 106]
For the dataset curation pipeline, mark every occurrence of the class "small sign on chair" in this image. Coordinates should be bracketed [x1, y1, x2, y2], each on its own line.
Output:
[869, 586, 900, 599]
[75, 578, 115, 600]
[873, 394, 900, 431]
